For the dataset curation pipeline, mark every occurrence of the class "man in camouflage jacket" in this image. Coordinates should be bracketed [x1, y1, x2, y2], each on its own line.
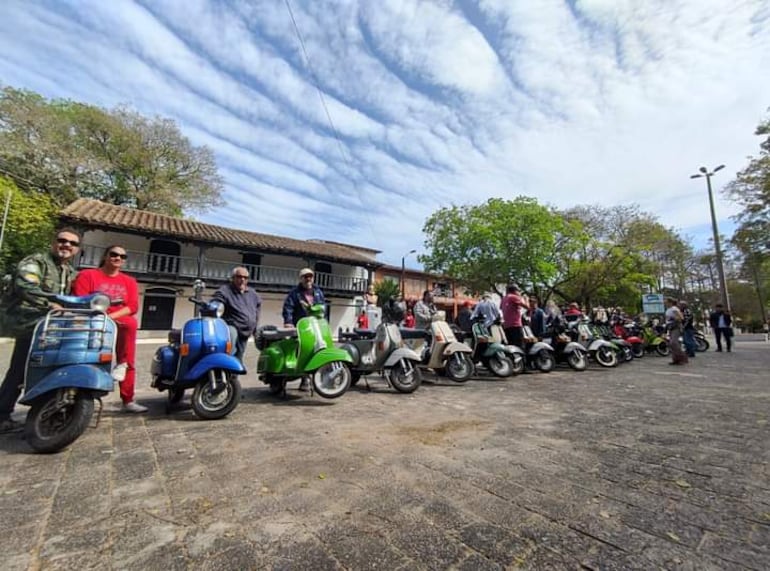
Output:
[0, 228, 80, 432]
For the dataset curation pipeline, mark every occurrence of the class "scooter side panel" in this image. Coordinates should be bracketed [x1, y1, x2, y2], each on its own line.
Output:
[383, 347, 421, 367]
[529, 341, 554, 354]
[20, 364, 113, 404]
[440, 341, 473, 355]
[258, 339, 296, 374]
[304, 348, 353, 372]
[182, 353, 245, 382]
[339, 343, 362, 367]
[562, 342, 584, 354]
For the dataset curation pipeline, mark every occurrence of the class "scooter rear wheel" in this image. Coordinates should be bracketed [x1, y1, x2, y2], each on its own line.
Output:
[25, 391, 94, 454]
[655, 342, 670, 357]
[631, 343, 645, 359]
[191, 371, 241, 420]
[695, 336, 709, 352]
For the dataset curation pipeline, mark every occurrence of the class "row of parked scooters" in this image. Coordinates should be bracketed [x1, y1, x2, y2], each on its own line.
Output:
[15, 281, 707, 453]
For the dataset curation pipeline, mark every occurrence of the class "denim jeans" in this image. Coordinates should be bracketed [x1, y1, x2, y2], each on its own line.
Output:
[683, 328, 696, 357]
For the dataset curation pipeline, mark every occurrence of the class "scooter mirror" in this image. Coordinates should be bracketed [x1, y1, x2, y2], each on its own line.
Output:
[89, 293, 111, 312]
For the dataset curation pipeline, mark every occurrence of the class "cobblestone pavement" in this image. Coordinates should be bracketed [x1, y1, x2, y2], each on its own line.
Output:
[1, 337, 768, 570]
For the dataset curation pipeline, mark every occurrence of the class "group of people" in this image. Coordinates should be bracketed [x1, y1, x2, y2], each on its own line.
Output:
[1, 229, 145, 433]
[665, 298, 734, 365]
[0, 229, 336, 433]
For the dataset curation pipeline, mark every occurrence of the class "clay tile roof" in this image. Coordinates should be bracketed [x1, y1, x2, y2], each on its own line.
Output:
[60, 198, 380, 266]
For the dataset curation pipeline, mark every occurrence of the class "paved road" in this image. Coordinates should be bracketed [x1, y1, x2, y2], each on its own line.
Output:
[1, 337, 768, 570]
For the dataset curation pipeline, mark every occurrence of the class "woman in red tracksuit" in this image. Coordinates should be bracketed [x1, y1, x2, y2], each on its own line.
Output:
[72, 245, 147, 413]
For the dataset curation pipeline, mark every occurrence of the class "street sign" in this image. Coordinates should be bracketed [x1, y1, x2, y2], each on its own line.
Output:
[642, 293, 665, 315]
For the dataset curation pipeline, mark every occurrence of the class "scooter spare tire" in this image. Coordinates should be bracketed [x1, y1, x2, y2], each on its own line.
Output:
[487, 352, 515, 378]
[191, 370, 241, 420]
[312, 362, 351, 399]
[446, 353, 474, 382]
[566, 349, 587, 371]
[387, 360, 422, 393]
[25, 391, 94, 454]
[655, 342, 670, 357]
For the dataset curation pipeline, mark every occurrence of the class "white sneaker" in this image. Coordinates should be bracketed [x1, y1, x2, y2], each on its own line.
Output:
[112, 363, 128, 382]
[122, 401, 148, 413]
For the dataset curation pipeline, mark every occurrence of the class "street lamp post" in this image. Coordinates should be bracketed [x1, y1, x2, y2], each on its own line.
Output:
[401, 249, 416, 297]
[690, 164, 730, 312]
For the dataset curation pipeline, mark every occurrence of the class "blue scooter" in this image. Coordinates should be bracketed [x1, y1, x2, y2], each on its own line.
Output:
[20, 293, 118, 453]
[151, 280, 245, 419]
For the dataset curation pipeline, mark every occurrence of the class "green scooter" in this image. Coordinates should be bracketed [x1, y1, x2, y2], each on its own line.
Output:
[256, 304, 353, 398]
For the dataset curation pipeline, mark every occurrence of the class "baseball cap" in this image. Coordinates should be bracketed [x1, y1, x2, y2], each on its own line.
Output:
[299, 268, 314, 278]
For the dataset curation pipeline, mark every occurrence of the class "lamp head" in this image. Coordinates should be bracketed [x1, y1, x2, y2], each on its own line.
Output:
[699, 166, 707, 174]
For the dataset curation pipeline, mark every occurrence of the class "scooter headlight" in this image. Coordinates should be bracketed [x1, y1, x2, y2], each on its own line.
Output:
[89, 294, 111, 312]
[210, 300, 225, 318]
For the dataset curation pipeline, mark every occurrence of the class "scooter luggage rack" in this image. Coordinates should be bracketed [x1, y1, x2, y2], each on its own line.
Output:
[36, 308, 115, 351]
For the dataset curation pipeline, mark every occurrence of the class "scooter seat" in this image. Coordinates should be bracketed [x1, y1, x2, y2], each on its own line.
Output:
[259, 328, 298, 342]
[399, 328, 430, 340]
[353, 328, 376, 339]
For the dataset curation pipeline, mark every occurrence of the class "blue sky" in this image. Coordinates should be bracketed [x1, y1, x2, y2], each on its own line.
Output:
[1, 0, 769, 267]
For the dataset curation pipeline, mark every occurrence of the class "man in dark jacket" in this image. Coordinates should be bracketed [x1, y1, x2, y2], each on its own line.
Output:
[455, 300, 474, 335]
[0, 228, 80, 433]
[212, 267, 262, 363]
[282, 268, 326, 327]
[708, 303, 733, 352]
[281, 268, 326, 391]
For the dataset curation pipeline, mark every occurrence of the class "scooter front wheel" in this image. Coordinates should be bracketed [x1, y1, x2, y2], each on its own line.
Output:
[566, 349, 587, 371]
[25, 390, 94, 454]
[311, 362, 351, 399]
[445, 353, 473, 382]
[487, 352, 515, 378]
[191, 370, 241, 420]
[386, 359, 422, 393]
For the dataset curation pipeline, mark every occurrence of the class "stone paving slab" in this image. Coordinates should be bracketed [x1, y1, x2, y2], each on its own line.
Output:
[1, 338, 769, 569]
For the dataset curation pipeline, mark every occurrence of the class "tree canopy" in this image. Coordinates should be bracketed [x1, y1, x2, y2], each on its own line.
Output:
[0, 176, 56, 273]
[0, 85, 224, 216]
[421, 197, 583, 297]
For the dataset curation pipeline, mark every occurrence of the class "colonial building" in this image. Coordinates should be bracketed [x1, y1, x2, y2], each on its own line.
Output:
[59, 199, 380, 332]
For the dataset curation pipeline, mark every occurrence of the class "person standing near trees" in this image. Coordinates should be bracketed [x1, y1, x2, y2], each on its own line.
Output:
[708, 303, 733, 352]
[72, 245, 147, 413]
[0, 228, 81, 432]
[501, 285, 525, 347]
[665, 297, 688, 365]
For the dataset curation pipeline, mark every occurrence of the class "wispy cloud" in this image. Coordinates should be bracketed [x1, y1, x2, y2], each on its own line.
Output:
[1, 0, 769, 263]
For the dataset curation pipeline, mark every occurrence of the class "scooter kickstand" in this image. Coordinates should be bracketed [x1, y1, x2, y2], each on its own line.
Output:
[93, 397, 104, 428]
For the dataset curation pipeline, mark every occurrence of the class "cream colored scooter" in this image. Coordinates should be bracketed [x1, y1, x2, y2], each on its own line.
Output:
[402, 311, 475, 382]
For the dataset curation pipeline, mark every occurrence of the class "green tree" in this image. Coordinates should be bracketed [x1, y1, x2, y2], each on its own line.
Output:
[0, 177, 57, 273]
[557, 205, 660, 310]
[725, 111, 770, 255]
[0, 85, 224, 215]
[421, 197, 583, 298]
[373, 279, 401, 307]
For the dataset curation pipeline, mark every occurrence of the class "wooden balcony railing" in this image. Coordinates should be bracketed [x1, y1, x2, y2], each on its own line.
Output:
[79, 246, 367, 293]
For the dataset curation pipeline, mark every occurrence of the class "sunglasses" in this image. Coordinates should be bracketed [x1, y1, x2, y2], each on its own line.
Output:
[56, 238, 80, 247]
[108, 251, 128, 260]
[234, 274, 249, 279]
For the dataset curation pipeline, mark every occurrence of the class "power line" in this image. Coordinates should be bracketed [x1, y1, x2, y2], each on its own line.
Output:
[282, 0, 379, 245]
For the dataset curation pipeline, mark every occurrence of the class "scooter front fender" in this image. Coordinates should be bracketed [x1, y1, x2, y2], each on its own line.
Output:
[20, 365, 113, 405]
[441, 341, 473, 356]
[528, 341, 554, 355]
[383, 347, 422, 367]
[588, 339, 613, 351]
[182, 353, 246, 382]
[305, 348, 353, 372]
